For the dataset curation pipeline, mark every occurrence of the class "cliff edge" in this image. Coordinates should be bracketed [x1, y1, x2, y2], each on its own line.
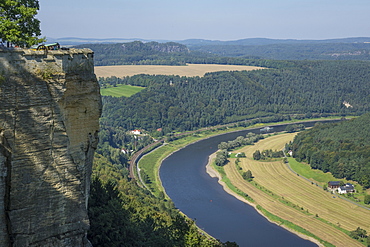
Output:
[0, 48, 102, 246]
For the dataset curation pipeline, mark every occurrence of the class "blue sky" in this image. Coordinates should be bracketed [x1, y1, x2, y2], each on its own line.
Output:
[37, 0, 370, 41]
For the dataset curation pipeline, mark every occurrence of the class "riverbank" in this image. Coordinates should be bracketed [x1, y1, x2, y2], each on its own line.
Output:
[205, 131, 369, 247]
[140, 118, 353, 245]
[205, 153, 323, 247]
[140, 117, 343, 197]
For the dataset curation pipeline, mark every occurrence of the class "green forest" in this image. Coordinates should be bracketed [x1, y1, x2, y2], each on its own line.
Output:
[189, 42, 370, 61]
[85, 41, 370, 246]
[89, 154, 234, 246]
[75, 41, 193, 66]
[290, 113, 370, 188]
[100, 60, 370, 134]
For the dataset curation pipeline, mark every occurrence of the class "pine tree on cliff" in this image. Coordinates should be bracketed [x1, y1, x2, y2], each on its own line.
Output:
[0, 0, 45, 47]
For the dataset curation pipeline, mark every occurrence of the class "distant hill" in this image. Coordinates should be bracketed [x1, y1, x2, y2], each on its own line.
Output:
[51, 37, 370, 46]
[182, 38, 370, 61]
[179, 37, 370, 46]
[46, 37, 173, 46]
[74, 41, 191, 66]
[66, 37, 370, 63]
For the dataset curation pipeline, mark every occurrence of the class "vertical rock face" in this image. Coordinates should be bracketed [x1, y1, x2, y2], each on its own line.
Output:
[0, 48, 102, 246]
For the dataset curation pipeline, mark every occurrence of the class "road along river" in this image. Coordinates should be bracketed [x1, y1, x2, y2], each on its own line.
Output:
[160, 122, 333, 246]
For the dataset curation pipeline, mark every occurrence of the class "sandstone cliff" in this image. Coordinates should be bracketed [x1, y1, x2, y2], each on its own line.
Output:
[0, 48, 101, 246]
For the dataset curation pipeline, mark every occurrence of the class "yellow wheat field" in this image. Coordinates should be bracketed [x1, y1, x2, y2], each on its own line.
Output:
[94, 64, 265, 78]
[224, 133, 370, 246]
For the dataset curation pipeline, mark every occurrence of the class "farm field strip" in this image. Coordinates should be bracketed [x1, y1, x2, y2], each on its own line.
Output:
[243, 133, 295, 157]
[94, 64, 265, 78]
[242, 160, 368, 231]
[239, 135, 370, 230]
[225, 164, 362, 247]
[223, 133, 370, 246]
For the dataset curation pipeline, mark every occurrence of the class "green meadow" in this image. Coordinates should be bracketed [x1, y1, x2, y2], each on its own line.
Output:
[100, 84, 145, 97]
[287, 157, 338, 185]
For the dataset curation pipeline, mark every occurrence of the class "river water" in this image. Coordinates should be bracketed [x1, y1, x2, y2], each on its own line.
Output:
[160, 122, 329, 247]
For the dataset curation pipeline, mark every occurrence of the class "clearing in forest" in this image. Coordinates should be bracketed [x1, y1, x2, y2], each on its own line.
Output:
[224, 133, 370, 247]
[100, 84, 145, 97]
[94, 64, 264, 78]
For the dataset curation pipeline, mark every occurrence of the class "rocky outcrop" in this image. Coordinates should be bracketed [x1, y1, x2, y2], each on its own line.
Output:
[121, 41, 190, 53]
[0, 48, 101, 246]
[147, 41, 190, 53]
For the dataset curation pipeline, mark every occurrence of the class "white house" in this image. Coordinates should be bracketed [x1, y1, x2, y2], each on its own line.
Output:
[131, 129, 141, 135]
[338, 183, 355, 194]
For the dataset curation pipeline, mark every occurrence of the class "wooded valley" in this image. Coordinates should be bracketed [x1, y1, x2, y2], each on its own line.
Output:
[100, 60, 370, 134]
[83, 40, 370, 246]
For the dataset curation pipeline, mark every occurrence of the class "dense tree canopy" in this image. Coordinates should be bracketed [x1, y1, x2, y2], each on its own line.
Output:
[90, 152, 234, 246]
[290, 113, 370, 188]
[76, 41, 191, 66]
[100, 60, 370, 134]
[0, 0, 45, 46]
[189, 42, 370, 61]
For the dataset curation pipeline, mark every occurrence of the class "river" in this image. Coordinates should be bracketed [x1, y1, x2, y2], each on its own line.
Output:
[160, 122, 331, 246]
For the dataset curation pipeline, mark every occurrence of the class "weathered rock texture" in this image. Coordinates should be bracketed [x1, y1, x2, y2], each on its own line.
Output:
[0, 48, 101, 246]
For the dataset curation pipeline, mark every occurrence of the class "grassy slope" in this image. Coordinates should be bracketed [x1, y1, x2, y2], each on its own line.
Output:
[100, 84, 145, 97]
[223, 133, 369, 246]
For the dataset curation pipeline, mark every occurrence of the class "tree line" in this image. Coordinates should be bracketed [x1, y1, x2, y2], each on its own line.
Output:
[289, 113, 370, 188]
[253, 149, 284, 160]
[217, 132, 264, 151]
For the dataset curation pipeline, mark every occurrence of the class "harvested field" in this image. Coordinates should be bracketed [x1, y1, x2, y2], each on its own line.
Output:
[94, 64, 264, 78]
[223, 133, 370, 246]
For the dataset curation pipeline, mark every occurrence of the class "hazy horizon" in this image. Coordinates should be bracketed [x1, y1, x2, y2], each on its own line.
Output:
[38, 0, 370, 41]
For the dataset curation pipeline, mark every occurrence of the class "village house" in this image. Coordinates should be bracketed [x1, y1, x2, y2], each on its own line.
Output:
[338, 183, 355, 194]
[327, 181, 341, 190]
[131, 129, 141, 135]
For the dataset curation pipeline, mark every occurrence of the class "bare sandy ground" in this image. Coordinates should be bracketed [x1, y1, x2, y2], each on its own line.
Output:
[94, 64, 264, 78]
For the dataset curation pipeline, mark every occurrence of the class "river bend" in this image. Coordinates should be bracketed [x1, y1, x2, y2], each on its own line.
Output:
[160, 123, 324, 246]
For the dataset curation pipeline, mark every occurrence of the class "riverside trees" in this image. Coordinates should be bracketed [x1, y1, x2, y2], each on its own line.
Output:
[218, 133, 263, 151]
[0, 0, 45, 47]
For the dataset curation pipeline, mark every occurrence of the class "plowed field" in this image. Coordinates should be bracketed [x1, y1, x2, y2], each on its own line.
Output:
[224, 133, 370, 246]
